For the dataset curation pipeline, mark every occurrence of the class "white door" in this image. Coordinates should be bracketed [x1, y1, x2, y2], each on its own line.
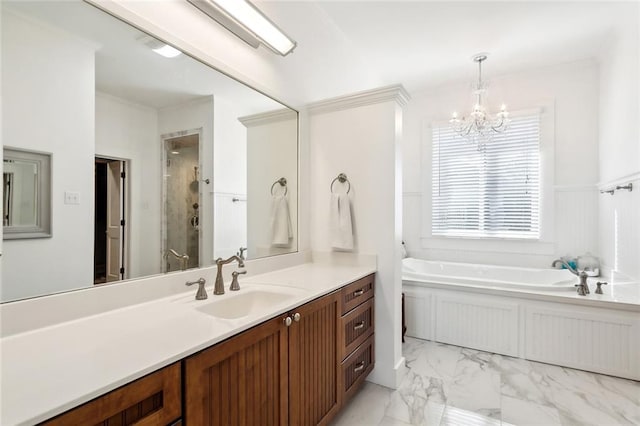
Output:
[106, 161, 123, 282]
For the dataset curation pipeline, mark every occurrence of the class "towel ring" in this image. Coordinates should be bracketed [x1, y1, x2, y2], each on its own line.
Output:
[330, 173, 350, 194]
[271, 177, 288, 196]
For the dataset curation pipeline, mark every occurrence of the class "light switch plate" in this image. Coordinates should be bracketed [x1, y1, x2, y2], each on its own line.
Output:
[64, 191, 80, 205]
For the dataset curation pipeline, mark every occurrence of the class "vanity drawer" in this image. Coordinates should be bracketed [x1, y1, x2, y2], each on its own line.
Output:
[341, 274, 374, 315]
[41, 363, 181, 425]
[341, 334, 375, 402]
[340, 298, 374, 360]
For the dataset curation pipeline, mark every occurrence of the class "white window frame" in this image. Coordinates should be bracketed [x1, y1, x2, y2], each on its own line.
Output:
[420, 102, 556, 255]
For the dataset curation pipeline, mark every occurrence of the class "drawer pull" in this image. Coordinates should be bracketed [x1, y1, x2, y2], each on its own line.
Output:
[353, 289, 364, 297]
[353, 321, 365, 330]
[353, 361, 365, 373]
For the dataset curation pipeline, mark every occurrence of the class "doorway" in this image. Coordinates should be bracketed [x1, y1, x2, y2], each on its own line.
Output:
[94, 157, 127, 284]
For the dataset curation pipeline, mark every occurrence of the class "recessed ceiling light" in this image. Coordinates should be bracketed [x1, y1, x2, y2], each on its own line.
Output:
[171, 151, 180, 155]
[152, 44, 182, 58]
[137, 34, 182, 58]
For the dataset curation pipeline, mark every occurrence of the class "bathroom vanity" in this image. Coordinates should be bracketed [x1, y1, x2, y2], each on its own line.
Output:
[0, 264, 376, 425]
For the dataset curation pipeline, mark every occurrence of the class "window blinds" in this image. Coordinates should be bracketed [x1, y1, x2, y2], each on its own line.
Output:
[432, 114, 540, 239]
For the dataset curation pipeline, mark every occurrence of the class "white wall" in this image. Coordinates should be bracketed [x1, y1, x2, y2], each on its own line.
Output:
[597, 6, 640, 279]
[403, 59, 600, 267]
[1, 10, 95, 301]
[308, 86, 408, 388]
[212, 97, 247, 259]
[159, 97, 215, 266]
[95, 93, 161, 279]
[243, 110, 298, 258]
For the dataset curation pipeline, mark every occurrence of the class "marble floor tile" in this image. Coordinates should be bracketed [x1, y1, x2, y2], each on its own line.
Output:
[384, 370, 447, 425]
[440, 405, 501, 426]
[444, 349, 502, 414]
[332, 338, 640, 426]
[331, 382, 393, 426]
[501, 395, 562, 426]
[403, 337, 461, 382]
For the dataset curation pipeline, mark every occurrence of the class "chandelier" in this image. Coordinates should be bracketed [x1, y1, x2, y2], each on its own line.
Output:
[450, 54, 509, 146]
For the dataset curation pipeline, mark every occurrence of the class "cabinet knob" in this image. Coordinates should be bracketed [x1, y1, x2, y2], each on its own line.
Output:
[293, 312, 301, 322]
[353, 321, 365, 330]
[353, 289, 364, 297]
[353, 361, 365, 373]
[283, 316, 292, 327]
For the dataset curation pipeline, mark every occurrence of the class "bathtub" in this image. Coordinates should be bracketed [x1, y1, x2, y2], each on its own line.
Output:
[402, 258, 577, 291]
[401, 257, 640, 380]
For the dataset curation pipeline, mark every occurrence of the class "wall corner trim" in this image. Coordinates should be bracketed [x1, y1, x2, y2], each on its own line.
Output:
[306, 84, 411, 115]
[238, 108, 298, 127]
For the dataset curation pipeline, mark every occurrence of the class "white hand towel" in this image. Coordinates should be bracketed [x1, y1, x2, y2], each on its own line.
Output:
[330, 193, 354, 250]
[270, 195, 292, 246]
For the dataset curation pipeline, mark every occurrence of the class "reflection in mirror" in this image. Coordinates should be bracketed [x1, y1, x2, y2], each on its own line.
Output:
[0, 0, 298, 302]
[3, 148, 52, 239]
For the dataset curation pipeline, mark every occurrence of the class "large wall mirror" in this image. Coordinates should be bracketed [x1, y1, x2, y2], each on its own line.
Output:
[0, 0, 298, 302]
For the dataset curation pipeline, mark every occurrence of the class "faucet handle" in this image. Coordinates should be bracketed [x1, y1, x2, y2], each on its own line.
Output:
[230, 270, 247, 291]
[237, 247, 247, 260]
[595, 281, 608, 295]
[186, 278, 207, 300]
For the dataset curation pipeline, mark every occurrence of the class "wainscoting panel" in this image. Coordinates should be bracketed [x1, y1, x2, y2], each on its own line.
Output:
[525, 306, 639, 378]
[435, 294, 519, 357]
[402, 288, 432, 340]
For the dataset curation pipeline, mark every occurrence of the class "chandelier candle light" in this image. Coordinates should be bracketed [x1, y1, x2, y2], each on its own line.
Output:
[450, 54, 510, 147]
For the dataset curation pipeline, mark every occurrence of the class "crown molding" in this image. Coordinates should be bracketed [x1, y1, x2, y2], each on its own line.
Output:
[238, 108, 298, 127]
[307, 84, 411, 115]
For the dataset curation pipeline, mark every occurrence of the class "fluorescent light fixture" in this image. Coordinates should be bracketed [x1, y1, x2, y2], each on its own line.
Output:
[152, 44, 182, 58]
[187, 0, 297, 56]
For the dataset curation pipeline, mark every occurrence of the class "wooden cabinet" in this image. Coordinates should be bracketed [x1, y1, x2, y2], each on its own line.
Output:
[184, 315, 290, 425]
[40, 363, 181, 426]
[338, 274, 375, 404]
[288, 291, 340, 426]
[41, 273, 376, 426]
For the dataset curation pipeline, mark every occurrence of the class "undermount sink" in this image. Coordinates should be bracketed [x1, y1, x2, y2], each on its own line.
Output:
[195, 288, 302, 320]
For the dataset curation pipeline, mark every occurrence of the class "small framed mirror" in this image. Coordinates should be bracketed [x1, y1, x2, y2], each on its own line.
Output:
[3, 147, 51, 239]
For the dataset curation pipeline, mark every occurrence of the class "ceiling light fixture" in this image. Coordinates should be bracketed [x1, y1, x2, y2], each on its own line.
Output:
[450, 54, 509, 147]
[187, 0, 297, 56]
[138, 34, 182, 58]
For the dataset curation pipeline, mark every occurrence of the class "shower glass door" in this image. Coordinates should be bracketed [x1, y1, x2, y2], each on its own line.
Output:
[162, 131, 201, 272]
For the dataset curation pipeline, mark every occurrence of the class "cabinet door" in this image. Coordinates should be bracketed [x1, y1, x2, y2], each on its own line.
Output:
[184, 315, 289, 426]
[41, 363, 181, 426]
[289, 291, 340, 426]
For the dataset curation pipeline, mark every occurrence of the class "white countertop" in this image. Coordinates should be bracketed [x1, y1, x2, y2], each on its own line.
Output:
[0, 262, 376, 425]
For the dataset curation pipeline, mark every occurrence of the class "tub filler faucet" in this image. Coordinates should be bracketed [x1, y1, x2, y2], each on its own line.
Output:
[213, 255, 245, 295]
[551, 258, 578, 275]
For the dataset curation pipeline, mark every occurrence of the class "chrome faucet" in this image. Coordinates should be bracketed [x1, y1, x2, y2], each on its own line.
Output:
[575, 271, 590, 296]
[551, 258, 578, 276]
[165, 249, 189, 271]
[214, 255, 245, 295]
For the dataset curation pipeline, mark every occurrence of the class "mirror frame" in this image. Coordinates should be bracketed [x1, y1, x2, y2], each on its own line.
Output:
[3, 147, 52, 240]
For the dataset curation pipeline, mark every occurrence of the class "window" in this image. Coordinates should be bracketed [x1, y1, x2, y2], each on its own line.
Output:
[431, 114, 540, 239]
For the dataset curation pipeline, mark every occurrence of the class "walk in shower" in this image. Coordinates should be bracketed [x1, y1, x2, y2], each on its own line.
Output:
[162, 132, 201, 272]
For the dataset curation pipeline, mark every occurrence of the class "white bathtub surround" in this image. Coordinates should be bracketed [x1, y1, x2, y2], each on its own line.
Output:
[0, 259, 375, 425]
[330, 193, 354, 250]
[331, 338, 640, 426]
[403, 262, 640, 380]
[403, 258, 576, 290]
